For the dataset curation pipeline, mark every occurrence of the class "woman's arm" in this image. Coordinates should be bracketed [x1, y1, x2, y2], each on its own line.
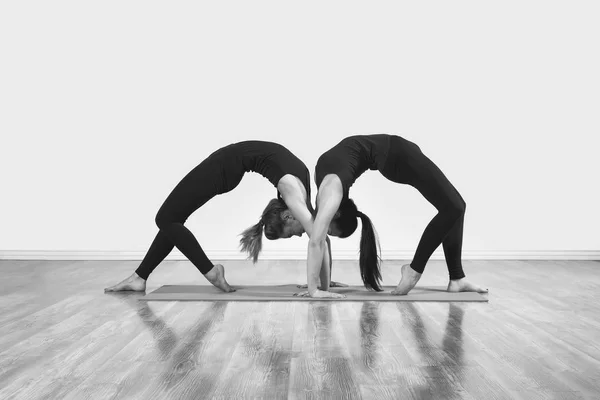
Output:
[277, 176, 315, 236]
[305, 176, 343, 297]
[279, 178, 330, 284]
[280, 175, 345, 297]
[278, 177, 328, 288]
[319, 237, 332, 289]
[298, 236, 347, 289]
[324, 236, 348, 288]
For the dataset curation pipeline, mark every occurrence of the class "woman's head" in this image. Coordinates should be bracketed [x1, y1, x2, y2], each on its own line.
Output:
[328, 198, 383, 291]
[263, 199, 305, 240]
[239, 198, 305, 262]
[327, 198, 359, 238]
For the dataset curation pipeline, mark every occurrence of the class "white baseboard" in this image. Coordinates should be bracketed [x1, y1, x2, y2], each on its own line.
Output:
[0, 250, 599, 261]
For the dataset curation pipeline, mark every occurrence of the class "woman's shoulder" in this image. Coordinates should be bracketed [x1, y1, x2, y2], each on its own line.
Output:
[318, 174, 344, 192]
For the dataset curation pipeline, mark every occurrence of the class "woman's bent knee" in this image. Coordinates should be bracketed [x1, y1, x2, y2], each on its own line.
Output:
[155, 212, 175, 230]
[445, 199, 466, 220]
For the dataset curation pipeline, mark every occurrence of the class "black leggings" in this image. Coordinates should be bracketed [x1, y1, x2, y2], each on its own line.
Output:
[380, 136, 466, 280]
[135, 163, 232, 280]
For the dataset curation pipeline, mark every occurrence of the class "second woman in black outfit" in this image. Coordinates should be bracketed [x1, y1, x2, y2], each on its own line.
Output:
[105, 141, 337, 294]
[298, 134, 487, 297]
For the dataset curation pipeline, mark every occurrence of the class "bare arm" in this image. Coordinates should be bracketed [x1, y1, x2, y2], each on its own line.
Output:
[279, 175, 345, 296]
[319, 236, 332, 289]
[306, 177, 343, 296]
[279, 177, 329, 288]
[278, 177, 315, 237]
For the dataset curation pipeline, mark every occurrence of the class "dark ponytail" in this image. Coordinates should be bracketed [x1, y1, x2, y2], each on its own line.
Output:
[239, 198, 288, 263]
[334, 198, 383, 291]
[356, 211, 383, 292]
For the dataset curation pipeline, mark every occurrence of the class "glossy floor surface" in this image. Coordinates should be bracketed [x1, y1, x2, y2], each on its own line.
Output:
[0, 259, 599, 399]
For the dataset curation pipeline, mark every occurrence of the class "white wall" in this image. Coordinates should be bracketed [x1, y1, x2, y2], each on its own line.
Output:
[1, 1, 599, 260]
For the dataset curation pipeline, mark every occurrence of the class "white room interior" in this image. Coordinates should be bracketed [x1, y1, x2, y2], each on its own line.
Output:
[1, 1, 598, 261]
[2, 2, 600, 399]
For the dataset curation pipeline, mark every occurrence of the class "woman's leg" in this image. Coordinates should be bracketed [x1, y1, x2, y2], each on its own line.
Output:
[382, 137, 486, 294]
[135, 230, 175, 280]
[380, 137, 465, 278]
[441, 189, 467, 280]
[409, 168, 466, 277]
[146, 178, 235, 292]
[407, 171, 486, 293]
[153, 214, 213, 275]
[104, 230, 173, 292]
[105, 161, 236, 292]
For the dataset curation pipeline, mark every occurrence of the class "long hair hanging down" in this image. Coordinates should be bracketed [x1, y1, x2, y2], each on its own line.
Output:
[239, 198, 288, 263]
[334, 199, 383, 291]
[356, 210, 383, 291]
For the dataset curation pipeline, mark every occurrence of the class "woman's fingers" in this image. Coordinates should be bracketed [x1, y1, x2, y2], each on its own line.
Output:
[323, 292, 346, 298]
[293, 290, 346, 298]
[313, 290, 346, 298]
[330, 281, 349, 287]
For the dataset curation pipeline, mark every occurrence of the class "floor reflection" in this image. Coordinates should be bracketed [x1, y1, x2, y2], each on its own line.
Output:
[397, 302, 467, 399]
[359, 301, 382, 366]
[105, 293, 229, 362]
[104, 292, 469, 398]
[104, 292, 179, 359]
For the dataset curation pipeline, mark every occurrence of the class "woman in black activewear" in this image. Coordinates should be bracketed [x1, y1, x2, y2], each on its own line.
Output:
[105, 141, 333, 294]
[297, 134, 487, 298]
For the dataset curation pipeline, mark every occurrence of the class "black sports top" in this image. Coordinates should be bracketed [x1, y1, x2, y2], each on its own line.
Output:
[205, 141, 311, 205]
[315, 135, 391, 200]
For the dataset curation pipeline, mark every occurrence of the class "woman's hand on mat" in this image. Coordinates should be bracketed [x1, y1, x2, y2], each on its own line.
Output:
[293, 290, 346, 298]
[296, 281, 349, 289]
[330, 281, 348, 287]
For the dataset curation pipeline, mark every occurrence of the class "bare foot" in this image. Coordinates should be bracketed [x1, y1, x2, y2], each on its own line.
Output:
[104, 273, 146, 292]
[391, 264, 422, 295]
[447, 278, 488, 293]
[204, 264, 236, 293]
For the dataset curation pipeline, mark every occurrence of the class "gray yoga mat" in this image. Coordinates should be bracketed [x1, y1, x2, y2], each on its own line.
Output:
[140, 284, 488, 302]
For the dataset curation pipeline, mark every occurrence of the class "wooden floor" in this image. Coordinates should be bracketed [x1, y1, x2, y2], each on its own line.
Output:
[0, 259, 599, 400]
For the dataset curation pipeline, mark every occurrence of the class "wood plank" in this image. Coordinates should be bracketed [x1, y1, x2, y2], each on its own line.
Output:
[0, 259, 599, 399]
[1, 301, 178, 400]
[64, 301, 252, 400]
[208, 302, 296, 399]
[288, 303, 361, 399]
